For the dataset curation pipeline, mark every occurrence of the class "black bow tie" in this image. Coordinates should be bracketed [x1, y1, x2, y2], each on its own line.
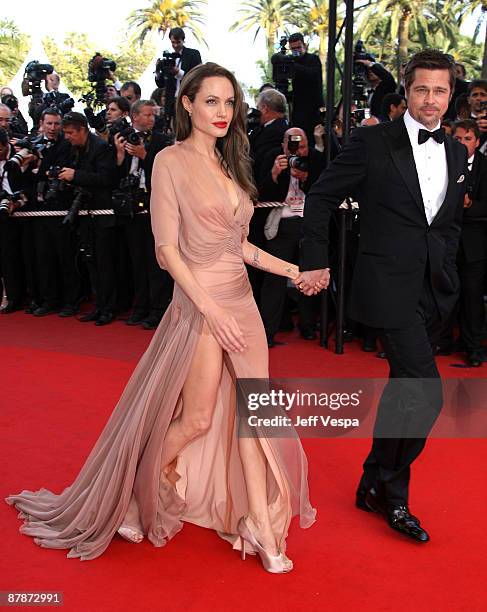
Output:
[418, 127, 445, 145]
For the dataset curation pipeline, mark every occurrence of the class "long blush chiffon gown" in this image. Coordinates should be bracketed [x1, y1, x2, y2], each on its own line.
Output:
[6, 140, 316, 560]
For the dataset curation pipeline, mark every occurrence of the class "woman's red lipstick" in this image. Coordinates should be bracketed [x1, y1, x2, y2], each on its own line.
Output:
[212, 122, 228, 128]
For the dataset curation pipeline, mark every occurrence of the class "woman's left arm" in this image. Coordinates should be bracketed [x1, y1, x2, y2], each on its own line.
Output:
[242, 239, 299, 280]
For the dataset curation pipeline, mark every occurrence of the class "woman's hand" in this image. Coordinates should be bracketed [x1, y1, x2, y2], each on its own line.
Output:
[202, 302, 247, 353]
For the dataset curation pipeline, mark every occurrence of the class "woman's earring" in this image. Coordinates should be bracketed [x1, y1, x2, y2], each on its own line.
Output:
[188, 110, 192, 117]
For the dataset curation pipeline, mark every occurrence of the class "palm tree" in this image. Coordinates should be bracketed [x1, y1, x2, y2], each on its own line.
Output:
[0, 20, 29, 82]
[128, 0, 207, 46]
[455, 0, 487, 78]
[290, 0, 331, 73]
[231, 0, 294, 66]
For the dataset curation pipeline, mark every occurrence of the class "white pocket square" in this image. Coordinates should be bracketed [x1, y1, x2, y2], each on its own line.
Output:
[457, 175, 465, 183]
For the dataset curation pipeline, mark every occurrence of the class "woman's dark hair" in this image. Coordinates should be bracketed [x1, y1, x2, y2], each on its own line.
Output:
[175, 62, 257, 200]
[404, 50, 456, 93]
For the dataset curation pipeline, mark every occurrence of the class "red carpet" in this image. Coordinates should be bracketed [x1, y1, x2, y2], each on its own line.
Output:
[1, 312, 486, 611]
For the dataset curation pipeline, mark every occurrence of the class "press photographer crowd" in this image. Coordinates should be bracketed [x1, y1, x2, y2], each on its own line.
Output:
[1, 31, 487, 365]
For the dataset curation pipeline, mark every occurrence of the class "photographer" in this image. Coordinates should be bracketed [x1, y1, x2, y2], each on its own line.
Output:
[258, 127, 325, 345]
[0, 127, 37, 313]
[1, 95, 28, 137]
[60, 112, 116, 326]
[96, 96, 130, 141]
[113, 99, 172, 329]
[288, 33, 324, 145]
[452, 119, 487, 366]
[466, 80, 487, 146]
[168, 27, 202, 95]
[355, 58, 396, 119]
[31, 108, 81, 317]
[248, 88, 288, 302]
[0, 103, 12, 134]
[120, 81, 141, 106]
[379, 93, 407, 122]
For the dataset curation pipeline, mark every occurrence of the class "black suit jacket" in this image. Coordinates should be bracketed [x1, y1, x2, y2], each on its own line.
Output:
[69, 133, 116, 226]
[291, 53, 324, 131]
[369, 64, 397, 119]
[180, 47, 202, 75]
[116, 131, 171, 208]
[258, 147, 325, 201]
[301, 117, 468, 328]
[249, 118, 289, 189]
[459, 150, 487, 262]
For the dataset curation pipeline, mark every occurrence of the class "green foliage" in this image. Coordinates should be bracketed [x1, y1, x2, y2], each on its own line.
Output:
[42, 33, 155, 98]
[0, 19, 30, 84]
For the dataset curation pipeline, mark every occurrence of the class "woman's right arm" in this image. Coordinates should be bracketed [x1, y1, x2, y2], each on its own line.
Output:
[151, 154, 247, 353]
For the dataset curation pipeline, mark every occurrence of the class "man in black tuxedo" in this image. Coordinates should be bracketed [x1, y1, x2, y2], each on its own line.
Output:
[114, 100, 173, 330]
[356, 58, 397, 119]
[467, 80, 487, 148]
[59, 112, 116, 326]
[452, 119, 487, 366]
[288, 32, 323, 145]
[299, 50, 467, 542]
[169, 27, 202, 92]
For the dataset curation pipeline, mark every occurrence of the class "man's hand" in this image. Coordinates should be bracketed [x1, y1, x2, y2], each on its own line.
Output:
[355, 59, 373, 68]
[271, 154, 288, 183]
[170, 65, 180, 76]
[125, 141, 146, 160]
[464, 193, 473, 208]
[114, 133, 126, 164]
[297, 269, 330, 296]
[291, 168, 308, 182]
[476, 116, 487, 133]
[313, 124, 325, 147]
[59, 167, 75, 182]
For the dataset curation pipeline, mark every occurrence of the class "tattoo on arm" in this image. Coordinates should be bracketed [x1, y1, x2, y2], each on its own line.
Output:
[251, 248, 271, 272]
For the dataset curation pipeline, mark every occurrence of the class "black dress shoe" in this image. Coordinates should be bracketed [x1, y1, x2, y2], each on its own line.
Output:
[300, 326, 317, 341]
[386, 506, 430, 542]
[59, 305, 77, 317]
[467, 351, 482, 367]
[356, 487, 382, 513]
[0, 301, 22, 314]
[95, 312, 114, 326]
[126, 312, 148, 326]
[266, 334, 285, 348]
[376, 351, 387, 359]
[362, 339, 377, 352]
[33, 304, 57, 317]
[79, 310, 100, 322]
[24, 301, 39, 314]
[141, 315, 160, 330]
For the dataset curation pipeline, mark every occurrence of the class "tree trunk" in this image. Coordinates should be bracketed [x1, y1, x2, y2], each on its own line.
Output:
[267, 25, 277, 73]
[397, 9, 412, 66]
[319, 31, 327, 91]
[482, 22, 487, 80]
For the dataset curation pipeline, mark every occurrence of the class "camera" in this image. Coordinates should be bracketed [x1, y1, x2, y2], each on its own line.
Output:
[246, 107, 261, 134]
[0, 190, 27, 218]
[112, 175, 146, 219]
[63, 186, 91, 225]
[154, 51, 180, 130]
[109, 117, 141, 145]
[479, 100, 487, 119]
[85, 53, 117, 107]
[43, 90, 75, 116]
[351, 108, 371, 123]
[352, 40, 375, 104]
[21, 61, 54, 97]
[271, 36, 295, 98]
[287, 134, 308, 172]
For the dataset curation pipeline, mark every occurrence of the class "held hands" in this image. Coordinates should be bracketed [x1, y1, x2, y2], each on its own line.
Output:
[294, 269, 330, 296]
[202, 302, 248, 353]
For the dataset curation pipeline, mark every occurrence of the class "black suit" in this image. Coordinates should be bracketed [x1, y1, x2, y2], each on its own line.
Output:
[458, 150, 487, 353]
[116, 130, 173, 318]
[259, 147, 325, 337]
[179, 47, 202, 74]
[301, 116, 467, 505]
[368, 64, 397, 119]
[291, 53, 324, 143]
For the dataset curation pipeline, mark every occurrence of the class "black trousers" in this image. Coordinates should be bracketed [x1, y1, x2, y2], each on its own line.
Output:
[458, 258, 487, 353]
[260, 217, 315, 337]
[359, 274, 444, 506]
[119, 214, 173, 318]
[35, 217, 81, 307]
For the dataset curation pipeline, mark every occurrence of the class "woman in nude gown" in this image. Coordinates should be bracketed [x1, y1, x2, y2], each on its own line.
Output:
[6, 63, 317, 573]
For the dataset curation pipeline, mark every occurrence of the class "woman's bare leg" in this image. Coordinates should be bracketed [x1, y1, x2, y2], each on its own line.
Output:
[160, 324, 223, 472]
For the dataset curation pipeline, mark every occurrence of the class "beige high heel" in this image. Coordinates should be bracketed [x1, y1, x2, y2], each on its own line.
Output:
[117, 525, 144, 544]
[237, 516, 293, 574]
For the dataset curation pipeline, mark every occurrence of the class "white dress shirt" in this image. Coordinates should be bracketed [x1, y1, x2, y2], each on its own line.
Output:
[281, 175, 305, 218]
[403, 109, 448, 224]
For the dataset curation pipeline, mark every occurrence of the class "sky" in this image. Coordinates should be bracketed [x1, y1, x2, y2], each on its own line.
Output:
[2, 0, 484, 92]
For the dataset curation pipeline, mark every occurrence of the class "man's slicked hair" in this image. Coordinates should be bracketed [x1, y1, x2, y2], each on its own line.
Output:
[256, 88, 288, 116]
[404, 49, 456, 93]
